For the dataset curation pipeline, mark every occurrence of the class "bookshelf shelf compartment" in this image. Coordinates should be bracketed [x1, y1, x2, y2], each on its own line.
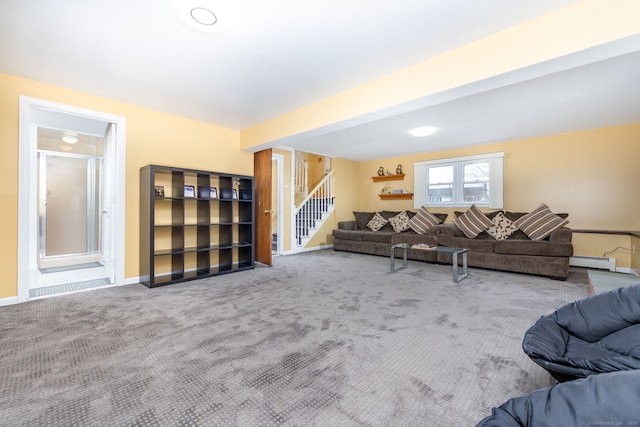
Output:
[140, 164, 254, 288]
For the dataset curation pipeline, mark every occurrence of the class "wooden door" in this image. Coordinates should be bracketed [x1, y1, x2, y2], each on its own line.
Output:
[254, 149, 273, 266]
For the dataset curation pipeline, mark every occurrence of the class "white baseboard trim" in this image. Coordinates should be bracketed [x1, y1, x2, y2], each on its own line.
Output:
[615, 267, 638, 275]
[0, 296, 19, 306]
[123, 277, 141, 286]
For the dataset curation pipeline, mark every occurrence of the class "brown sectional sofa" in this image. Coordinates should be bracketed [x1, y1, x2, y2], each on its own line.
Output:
[332, 210, 574, 280]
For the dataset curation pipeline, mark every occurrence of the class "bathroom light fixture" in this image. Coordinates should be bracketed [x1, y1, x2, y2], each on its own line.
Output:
[61, 133, 78, 144]
[174, 0, 237, 33]
[410, 126, 437, 137]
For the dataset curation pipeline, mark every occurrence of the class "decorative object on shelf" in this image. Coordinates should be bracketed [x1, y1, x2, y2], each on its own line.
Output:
[386, 170, 392, 175]
[391, 189, 403, 194]
[396, 164, 403, 174]
[184, 185, 195, 198]
[210, 187, 218, 199]
[377, 166, 384, 176]
[232, 189, 238, 200]
[154, 186, 165, 198]
[380, 184, 392, 194]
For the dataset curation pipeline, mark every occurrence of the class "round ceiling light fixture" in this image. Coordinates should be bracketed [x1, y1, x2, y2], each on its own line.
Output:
[190, 7, 217, 26]
[410, 126, 437, 137]
[174, 0, 237, 33]
[61, 132, 78, 144]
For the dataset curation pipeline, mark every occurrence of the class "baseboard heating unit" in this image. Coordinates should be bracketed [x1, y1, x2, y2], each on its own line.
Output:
[570, 256, 616, 271]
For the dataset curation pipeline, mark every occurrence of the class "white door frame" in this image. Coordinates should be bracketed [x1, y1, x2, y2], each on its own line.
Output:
[18, 96, 126, 302]
[272, 153, 284, 255]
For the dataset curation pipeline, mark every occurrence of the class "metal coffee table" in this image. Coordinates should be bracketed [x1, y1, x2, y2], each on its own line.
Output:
[390, 243, 469, 283]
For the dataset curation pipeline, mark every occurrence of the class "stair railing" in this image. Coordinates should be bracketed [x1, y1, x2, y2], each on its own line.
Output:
[294, 169, 335, 245]
[294, 152, 308, 198]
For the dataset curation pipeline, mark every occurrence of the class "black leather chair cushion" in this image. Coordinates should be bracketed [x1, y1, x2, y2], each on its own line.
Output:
[522, 284, 640, 382]
[476, 369, 640, 427]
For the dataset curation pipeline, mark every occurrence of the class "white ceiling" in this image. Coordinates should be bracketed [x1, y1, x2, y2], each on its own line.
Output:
[1, 0, 639, 161]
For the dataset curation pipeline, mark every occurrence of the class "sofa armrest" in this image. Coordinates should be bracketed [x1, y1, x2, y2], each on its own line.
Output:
[338, 220, 357, 231]
[548, 227, 572, 243]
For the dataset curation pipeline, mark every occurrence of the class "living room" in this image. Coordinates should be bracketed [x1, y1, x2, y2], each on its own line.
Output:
[1, 1, 640, 424]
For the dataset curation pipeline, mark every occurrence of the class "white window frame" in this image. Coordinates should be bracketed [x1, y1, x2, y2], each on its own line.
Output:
[414, 152, 504, 209]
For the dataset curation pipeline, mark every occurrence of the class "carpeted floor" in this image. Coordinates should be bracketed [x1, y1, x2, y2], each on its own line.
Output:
[0, 250, 589, 426]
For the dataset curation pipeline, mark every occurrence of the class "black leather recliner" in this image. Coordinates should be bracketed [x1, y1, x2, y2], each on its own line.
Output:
[522, 283, 640, 382]
[476, 369, 640, 427]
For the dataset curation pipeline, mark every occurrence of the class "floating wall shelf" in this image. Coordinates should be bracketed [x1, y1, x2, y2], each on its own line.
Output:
[372, 173, 404, 182]
[379, 193, 413, 200]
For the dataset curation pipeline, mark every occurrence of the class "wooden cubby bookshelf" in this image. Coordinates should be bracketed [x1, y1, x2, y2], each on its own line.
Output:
[140, 164, 254, 288]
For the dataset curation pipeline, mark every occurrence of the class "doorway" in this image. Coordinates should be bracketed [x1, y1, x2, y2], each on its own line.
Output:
[18, 97, 126, 302]
[272, 154, 284, 255]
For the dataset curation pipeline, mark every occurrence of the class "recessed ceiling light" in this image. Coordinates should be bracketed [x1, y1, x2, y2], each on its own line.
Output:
[410, 126, 437, 137]
[174, 0, 237, 33]
[190, 7, 217, 26]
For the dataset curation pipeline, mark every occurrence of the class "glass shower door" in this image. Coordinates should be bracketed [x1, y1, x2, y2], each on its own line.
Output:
[39, 153, 101, 262]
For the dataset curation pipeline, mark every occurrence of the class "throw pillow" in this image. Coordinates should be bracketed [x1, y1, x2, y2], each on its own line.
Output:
[408, 206, 443, 234]
[389, 211, 411, 233]
[453, 204, 493, 238]
[353, 211, 375, 230]
[486, 211, 518, 240]
[514, 203, 569, 241]
[367, 212, 389, 231]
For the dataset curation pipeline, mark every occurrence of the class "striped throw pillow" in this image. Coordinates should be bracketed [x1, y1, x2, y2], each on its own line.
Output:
[408, 207, 443, 234]
[514, 203, 569, 241]
[454, 204, 493, 238]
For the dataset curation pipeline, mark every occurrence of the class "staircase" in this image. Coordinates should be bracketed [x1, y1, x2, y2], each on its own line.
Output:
[295, 170, 335, 247]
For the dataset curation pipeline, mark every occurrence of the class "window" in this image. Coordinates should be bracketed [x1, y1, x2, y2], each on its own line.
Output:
[414, 152, 504, 208]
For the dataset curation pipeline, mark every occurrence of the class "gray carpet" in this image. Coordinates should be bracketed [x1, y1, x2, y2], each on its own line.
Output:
[0, 250, 589, 426]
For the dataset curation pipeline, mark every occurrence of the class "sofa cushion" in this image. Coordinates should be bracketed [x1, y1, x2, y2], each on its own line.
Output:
[388, 211, 411, 232]
[361, 230, 396, 243]
[392, 232, 438, 246]
[379, 211, 404, 232]
[486, 211, 518, 241]
[353, 211, 375, 230]
[367, 212, 388, 231]
[408, 206, 443, 234]
[453, 204, 493, 238]
[494, 240, 574, 257]
[514, 203, 569, 241]
[438, 234, 495, 252]
[332, 229, 363, 242]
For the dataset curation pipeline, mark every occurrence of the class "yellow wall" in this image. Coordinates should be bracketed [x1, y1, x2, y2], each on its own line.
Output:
[350, 123, 640, 269]
[0, 72, 252, 299]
